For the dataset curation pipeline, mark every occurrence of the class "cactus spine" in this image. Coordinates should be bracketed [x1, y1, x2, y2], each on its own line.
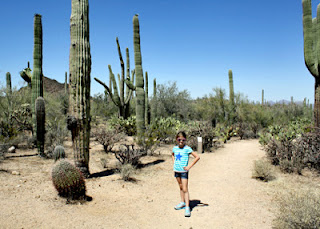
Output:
[35, 97, 45, 156]
[145, 71, 149, 126]
[94, 38, 134, 119]
[133, 14, 145, 141]
[68, 0, 91, 177]
[302, 0, 320, 127]
[151, 78, 157, 122]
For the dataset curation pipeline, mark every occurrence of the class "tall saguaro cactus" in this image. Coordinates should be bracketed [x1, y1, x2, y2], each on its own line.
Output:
[151, 78, 157, 122]
[133, 14, 145, 140]
[228, 69, 235, 123]
[302, 0, 320, 127]
[145, 71, 149, 126]
[94, 38, 134, 119]
[19, 14, 44, 134]
[35, 97, 45, 156]
[68, 0, 91, 177]
[6, 72, 12, 124]
[262, 89, 264, 105]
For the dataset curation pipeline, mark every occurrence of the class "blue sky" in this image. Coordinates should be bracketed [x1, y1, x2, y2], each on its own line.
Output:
[0, 0, 319, 103]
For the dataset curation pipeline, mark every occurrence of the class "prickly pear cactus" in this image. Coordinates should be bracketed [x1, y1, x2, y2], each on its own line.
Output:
[35, 96, 45, 156]
[51, 160, 86, 199]
[53, 145, 66, 162]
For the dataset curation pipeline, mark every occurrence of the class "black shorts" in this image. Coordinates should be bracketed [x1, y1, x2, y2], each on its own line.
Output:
[174, 172, 189, 179]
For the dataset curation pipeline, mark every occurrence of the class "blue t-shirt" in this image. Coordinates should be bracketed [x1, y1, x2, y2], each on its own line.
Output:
[173, 145, 193, 172]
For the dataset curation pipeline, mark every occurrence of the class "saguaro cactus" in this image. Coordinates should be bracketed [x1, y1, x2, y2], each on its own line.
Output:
[145, 71, 149, 126]
[94, 38, 134, 119]
[151, 78, 157, 122]
[302, 0, 320, 127]
[35, 97, 45, 156]
[228, 70, 235, 123]
[133, 14, 145, 141]
[68, 0, 91, 177]
[64, 72, 68, 94]
[19, 14, 44, 134]
[262, 89, 264, 105]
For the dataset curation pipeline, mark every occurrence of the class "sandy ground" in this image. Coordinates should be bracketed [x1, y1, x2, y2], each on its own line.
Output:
[0, 139, 275, 229]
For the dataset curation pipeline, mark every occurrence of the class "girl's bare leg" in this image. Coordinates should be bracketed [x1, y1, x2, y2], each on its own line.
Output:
[181, 178, 189, 207]
[176, 177, 185, 203]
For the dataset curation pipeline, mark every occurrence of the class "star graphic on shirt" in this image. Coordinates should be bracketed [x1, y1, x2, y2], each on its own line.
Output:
[176, 153, 182, 161]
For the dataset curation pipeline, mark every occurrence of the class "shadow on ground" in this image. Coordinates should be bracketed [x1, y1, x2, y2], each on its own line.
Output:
[190, 199, 209, 211]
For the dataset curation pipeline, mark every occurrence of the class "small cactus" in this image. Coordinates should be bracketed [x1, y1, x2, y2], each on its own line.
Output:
[53, 145, 66, 162]
[51, 160, 86, 200]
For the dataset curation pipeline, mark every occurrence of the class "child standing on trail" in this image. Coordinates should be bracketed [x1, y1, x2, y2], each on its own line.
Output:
[172, 131, 200, 217]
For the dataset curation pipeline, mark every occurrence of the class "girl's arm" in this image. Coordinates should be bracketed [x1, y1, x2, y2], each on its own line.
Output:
[172, 153, 175, 163]
[184, 151, 200, 171]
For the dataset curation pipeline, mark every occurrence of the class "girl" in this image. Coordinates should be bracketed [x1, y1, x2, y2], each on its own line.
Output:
[172, 131, 200, 217]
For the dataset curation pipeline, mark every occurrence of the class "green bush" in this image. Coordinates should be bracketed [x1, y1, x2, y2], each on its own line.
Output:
[108, 116, 136, 136]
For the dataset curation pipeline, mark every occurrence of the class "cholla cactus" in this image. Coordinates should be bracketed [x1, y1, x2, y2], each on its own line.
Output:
[51, 160, 86, 199]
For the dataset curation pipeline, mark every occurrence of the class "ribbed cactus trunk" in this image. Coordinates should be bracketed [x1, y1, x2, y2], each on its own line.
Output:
[65, 72, 68, 94]
[35, 97, 45, 156]
[6, 72, 12, 125]
[261, 89, 264, 105]
[32, 14, 44, 135]
[302, 0, 320, 127]
[68, 0, 91, 177]
[145, 71, 148, 126]
[151, 78, 157, 122]
[133, 14, 145, 141]
[228, 70, 235, 123]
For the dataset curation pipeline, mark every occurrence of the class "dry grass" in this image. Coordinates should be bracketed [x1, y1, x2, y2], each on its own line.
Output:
[269, 170, 320, 228]
[252, 158, 276, 182]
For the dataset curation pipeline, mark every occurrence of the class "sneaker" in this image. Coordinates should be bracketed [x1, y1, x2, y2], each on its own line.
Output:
[185, 207, 191, 217]
[174, 202, 186, 210]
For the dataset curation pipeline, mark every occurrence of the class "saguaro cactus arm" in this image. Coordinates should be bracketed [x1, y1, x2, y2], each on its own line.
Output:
[302, 0, 319, 77]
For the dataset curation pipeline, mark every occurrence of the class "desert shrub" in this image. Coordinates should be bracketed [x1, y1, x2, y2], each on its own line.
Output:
[185, 121, 216, 152]
[51, 159, 86, 200]
[156, 81, 193, 121]
[120, 163, 135, 181]
[252, 159, 276, 182]
[91, 93, 118, 122]
[108, 116, 136, 136]
[93, 128, 125, 153]
[113, 144, 144, 166]
[273, 188, 320, 229]
[148, 116, 186, 144]
[295, 130, 320, 172]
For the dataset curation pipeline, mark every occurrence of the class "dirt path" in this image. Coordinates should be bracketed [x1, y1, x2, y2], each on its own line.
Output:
[0, 139, 275, 229]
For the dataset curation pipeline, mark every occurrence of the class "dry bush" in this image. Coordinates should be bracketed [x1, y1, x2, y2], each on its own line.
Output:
[93, 129, 125, 153]
[273, 187, 320, 228]
[114, 144, 144, 166]
[120, 163, 136, 181]
[252, 159, 276, 182]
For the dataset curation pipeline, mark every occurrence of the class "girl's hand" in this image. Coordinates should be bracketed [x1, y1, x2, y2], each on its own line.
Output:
[183, 166, 191, 171]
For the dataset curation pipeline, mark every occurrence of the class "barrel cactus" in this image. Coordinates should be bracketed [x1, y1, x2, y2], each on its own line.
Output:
[51, 160, 86, 199]
[53, 145, 66, 162]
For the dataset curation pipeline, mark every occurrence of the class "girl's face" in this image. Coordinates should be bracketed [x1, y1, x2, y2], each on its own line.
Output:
[177, 137, 186, 148]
